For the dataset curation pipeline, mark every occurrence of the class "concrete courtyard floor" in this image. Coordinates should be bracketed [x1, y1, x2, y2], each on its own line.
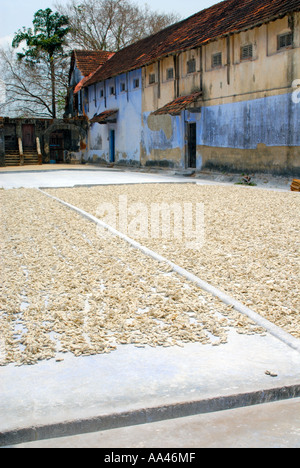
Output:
[0, 163, 293, 190]
[0, 166, 299, 448]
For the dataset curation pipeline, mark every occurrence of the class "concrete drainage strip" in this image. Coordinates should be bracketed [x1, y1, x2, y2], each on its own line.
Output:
[2, 385, 300, 447]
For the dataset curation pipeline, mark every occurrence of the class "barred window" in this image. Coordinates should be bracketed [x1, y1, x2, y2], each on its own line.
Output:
[278, 33, 293, 50]
[133, 78, 140, 89]
[241, 44, 253, 60]
[149, 73, 156, 85]
[212, 52, 222, 68]
[187, 59, 196, 74]
[84, 88, 89, 112]
[166, 68, 174, 80]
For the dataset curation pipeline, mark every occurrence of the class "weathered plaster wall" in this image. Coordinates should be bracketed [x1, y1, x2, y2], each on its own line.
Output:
[198, 145, 300, 175]
[85, 70, 142, 165]
[141, 110, 203, 169]
[198, 92, 300, 174]
[141, 13, 300, 113]
[202, 14, 300, 107]
[140, 14, 300, 174]
[141, 113, 184, 167]
[70, 65, 84, 87]
[200, 92, 300, 148]
[141, 91, 300, 174]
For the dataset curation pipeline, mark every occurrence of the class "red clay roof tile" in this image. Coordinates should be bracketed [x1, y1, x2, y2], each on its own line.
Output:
[152, 92, 203, 116]
[83, 0, 300, 87]
[90, 109, 118, 124]
[72, 50, 115, 77]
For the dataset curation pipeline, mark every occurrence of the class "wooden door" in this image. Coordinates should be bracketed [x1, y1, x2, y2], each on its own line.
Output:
[109, 129, 115, 163]
[22, 124, 35, 148]
[50, 132, 64, 163]
[187, 123, 196, 168]
[4, 124, 17, 150]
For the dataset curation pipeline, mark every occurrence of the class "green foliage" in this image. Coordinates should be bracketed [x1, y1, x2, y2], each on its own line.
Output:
[235, 175, 257, 186]
[12, 8, 70, 61]
[11, 8, 70, 118]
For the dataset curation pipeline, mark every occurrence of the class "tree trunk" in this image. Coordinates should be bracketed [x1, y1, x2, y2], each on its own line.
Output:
[50, 56, 56, 119]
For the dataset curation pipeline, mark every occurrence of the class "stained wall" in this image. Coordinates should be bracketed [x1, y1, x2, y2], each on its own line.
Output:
[81, 12, 300, 174]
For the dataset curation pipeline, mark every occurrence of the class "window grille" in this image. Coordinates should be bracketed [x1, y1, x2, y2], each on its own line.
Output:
[84, 88, 89, 112]
[212, 53, 222, 68]
[241, 44, 253, 60]
[278, 33, 293, 50]
[166, 68, 174, 80]
[187, 59, 196, 74]
[149, 73, 156, 84]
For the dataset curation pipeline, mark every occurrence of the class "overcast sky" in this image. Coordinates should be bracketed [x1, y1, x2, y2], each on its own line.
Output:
[0, 0, 219, 46]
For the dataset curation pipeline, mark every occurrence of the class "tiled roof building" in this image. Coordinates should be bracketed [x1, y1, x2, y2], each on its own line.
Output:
[67, 0, 300, 175]
[82, 0, 300, 87]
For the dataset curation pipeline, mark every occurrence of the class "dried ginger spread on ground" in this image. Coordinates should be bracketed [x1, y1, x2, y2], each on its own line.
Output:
[0, 184, 298, 366]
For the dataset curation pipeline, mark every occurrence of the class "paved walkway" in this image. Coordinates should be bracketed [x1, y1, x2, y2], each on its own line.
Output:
[0, 163, 292, 190]
[0, 164, 202, 189]
[1, 329, 300, 447]
[11, 398, 300, 448]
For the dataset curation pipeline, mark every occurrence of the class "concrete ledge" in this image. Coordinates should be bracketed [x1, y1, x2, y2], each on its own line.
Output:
[1, 384, 300, 447]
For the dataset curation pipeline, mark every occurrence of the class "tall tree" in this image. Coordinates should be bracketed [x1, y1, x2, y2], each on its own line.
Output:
[56, 0, 181, 51]
[12, 8, 70, 118]
[0, 45, 69, 118]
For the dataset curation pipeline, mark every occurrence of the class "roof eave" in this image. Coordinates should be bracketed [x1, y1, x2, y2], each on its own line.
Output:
[81, 6, 300, 88]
